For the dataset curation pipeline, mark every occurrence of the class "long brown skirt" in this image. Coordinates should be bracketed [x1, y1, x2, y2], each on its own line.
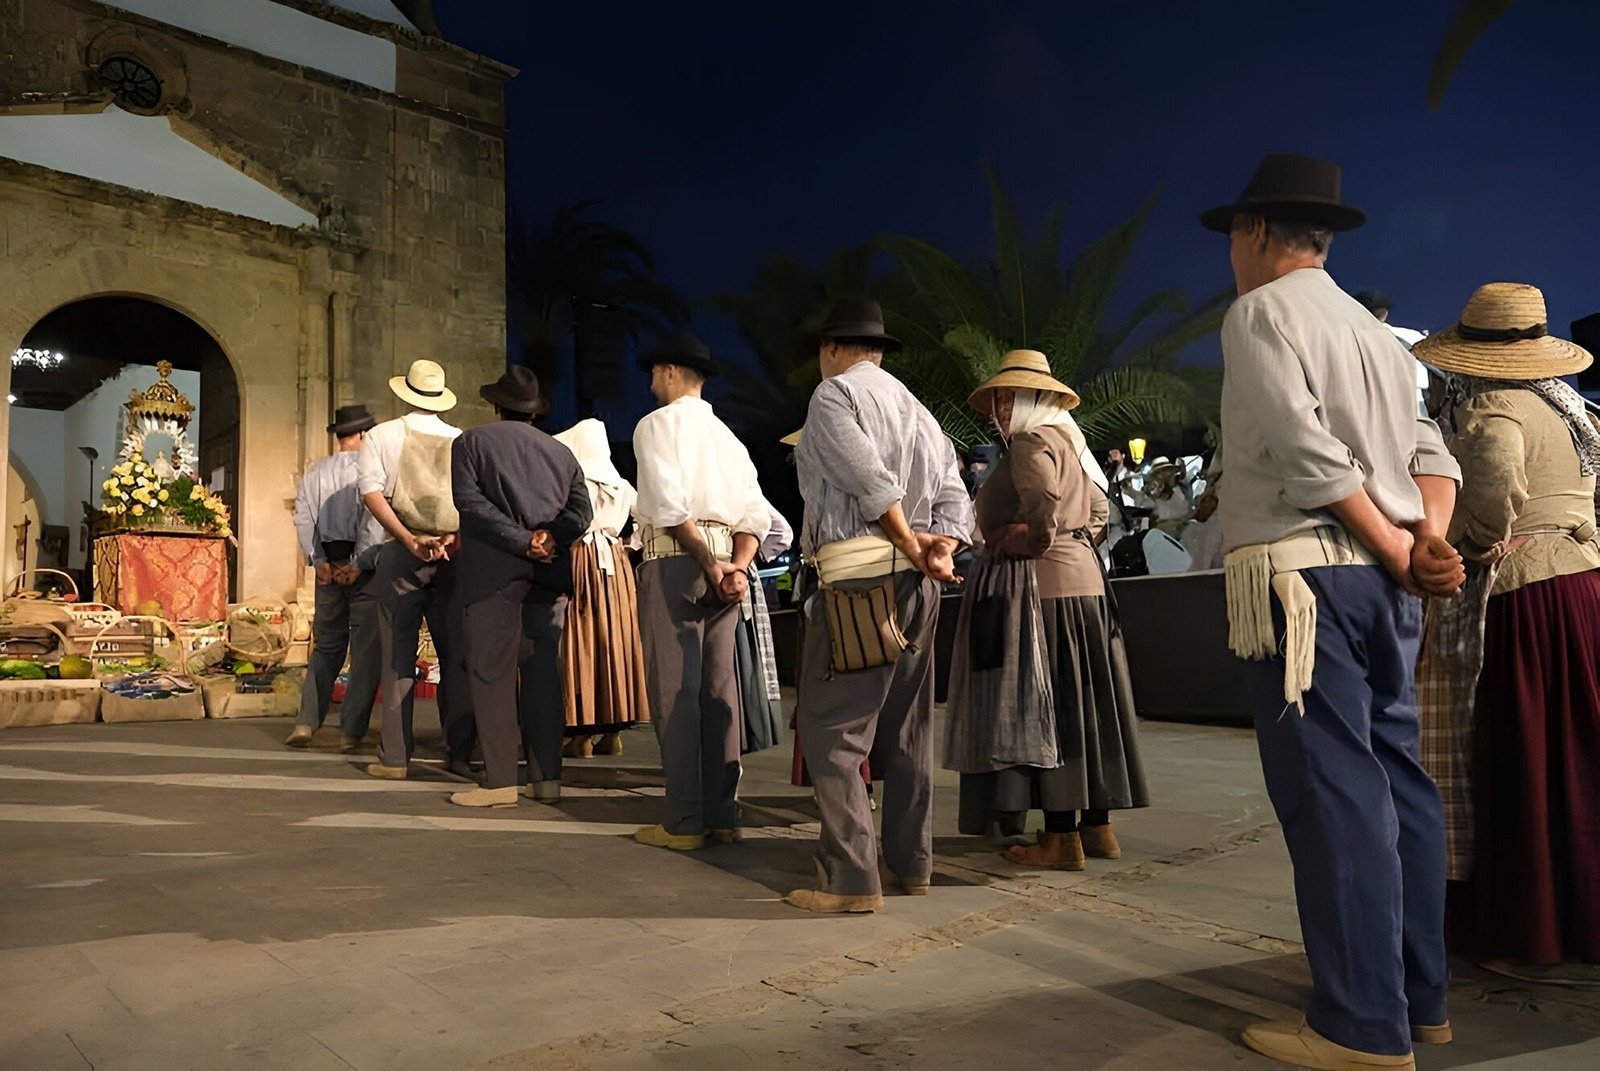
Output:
[1448, 568, 1600, 964]
[562, 540, 650, 730]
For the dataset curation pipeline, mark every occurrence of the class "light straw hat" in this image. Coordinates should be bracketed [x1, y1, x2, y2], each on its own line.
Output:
[1412, 282, 1592, 381]
[779, 429, 803, 447]
[968, 349, 1080, 412]
[389, 359, 458, 412]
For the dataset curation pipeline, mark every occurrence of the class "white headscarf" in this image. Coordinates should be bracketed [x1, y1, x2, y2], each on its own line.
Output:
[1004, 389, 1107, 492]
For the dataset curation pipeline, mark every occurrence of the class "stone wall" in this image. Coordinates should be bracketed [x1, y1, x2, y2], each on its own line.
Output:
[0, 0, 513, 599]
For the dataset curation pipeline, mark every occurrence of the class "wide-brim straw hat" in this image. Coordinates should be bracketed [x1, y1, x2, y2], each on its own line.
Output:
[1412, 282, 1593, 381]
[779, 429, 803, 447]
[968, 349, 1080, 412]
[389, 359, 458, 412]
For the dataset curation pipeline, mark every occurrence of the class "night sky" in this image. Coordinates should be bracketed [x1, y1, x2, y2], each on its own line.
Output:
[433, 0, 1598, 430]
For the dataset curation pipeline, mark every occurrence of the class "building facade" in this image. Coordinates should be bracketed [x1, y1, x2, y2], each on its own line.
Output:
[0, 0, 512, 598]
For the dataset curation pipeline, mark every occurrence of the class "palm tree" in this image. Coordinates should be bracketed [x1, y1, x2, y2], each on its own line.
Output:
[875, 166, 1229, 451]
[1428, 0, 1516, 109]
[507, 203, 689, 413]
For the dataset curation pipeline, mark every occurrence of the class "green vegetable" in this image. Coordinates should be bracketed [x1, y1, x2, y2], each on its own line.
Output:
[0, 659, 48, 680]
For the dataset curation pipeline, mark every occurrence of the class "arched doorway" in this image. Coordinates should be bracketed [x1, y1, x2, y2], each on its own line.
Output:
[5, 296, 241, 597]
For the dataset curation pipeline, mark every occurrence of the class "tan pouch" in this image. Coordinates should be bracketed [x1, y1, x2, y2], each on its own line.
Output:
[391, 429, 459, 536]
[822, 576, 913, 673]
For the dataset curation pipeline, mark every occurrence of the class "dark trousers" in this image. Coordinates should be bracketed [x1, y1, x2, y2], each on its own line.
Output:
[1242, 565, 1448, 1056]
[798, 571, 941, 896]
[638, 556, 742, 836]
[460, 580, 567, 789]
[371, 541, 473, 769]
[296, 572, 380, 738]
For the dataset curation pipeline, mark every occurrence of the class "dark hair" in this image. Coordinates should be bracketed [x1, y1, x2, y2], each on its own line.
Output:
[496, 406, 535, 423]
[1266, 218, 1333, 256]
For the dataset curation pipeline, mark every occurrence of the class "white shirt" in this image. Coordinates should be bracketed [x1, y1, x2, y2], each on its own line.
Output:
[760, 502, 794, 560]
[357, 412, 461, 499]
[293, 451, 385, 563]
[632, 396, 770, 541]
[1182, 516, 1225, 571]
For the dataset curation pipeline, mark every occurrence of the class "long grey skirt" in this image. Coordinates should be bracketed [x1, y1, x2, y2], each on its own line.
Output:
[957, 595, 1150, 835]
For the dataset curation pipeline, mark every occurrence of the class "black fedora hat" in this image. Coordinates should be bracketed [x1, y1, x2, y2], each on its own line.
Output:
[479, 365, 544, 414]
[1200, 153, 1365, 234]
[639, 330, 720, 378]
[327, 403, 376, 436]
[818, 296, 902, 353]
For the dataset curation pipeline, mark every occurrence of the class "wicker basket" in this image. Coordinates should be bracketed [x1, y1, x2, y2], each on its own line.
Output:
[93, 615, 204, 723]
[225, 598, 290, 668]
[4, 568, 80, 601]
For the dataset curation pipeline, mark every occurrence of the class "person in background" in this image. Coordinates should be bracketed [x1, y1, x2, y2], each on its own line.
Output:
[1413, 284, 1600, 973]
[358, 359, 470, 780]
[554, 417, 649, 759]
[789, 297, 973, 914]
[446, 367, 591, 808]
[947, 350, 1148, 871]
[287, 404, 384, 752]
[1182, 470, 1226, 571]
[631, 331, 771, 852]
[736, 501, 791, 756]
[1203, 153, 1464, 1070]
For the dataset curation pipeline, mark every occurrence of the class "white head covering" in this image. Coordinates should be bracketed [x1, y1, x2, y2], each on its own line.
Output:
[553, 419, 637, 563]
[1005, 389, 1108, 492]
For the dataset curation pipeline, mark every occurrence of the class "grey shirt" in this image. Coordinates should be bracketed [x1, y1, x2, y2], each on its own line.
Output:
[796, 361, 975, 555]
[1218, 268, 1461, 553]
[292, 451, 385, 565]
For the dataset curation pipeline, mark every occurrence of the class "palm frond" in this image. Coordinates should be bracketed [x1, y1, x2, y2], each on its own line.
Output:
[1427, 0, 1516, 109]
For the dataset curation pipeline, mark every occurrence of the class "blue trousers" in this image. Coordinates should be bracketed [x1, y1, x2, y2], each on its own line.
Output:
[1241, 565, 1448, 1056]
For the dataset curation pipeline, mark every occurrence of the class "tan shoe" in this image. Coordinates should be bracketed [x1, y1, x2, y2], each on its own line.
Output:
[709, 828, 742, 845]
[596, 732, 623, 756]
[1003, 831, 1085, 871]
[1241, 1020, 1414, 1069]
[1079, 822, 1121, 859]
[878, 862, 930, 896]
[450, 786, 517, 808]
[365, 763, 407, 780]
[1411, 1023, 1451, 1045]
[785, 888, 883, 914]
[633, 824, 705, 851]
[340, 735, 362, 753]
[284, 726, 314, 748]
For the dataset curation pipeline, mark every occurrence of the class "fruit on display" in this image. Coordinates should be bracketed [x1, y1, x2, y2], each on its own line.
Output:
[57, 655, 94, 679]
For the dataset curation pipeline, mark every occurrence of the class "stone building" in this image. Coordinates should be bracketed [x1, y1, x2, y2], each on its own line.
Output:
[0, 0, 512, 598]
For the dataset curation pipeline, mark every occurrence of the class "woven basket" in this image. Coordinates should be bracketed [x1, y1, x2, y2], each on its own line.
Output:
[4, 568, 80, 601]
[87, 615, 181, 673]
[225, 598, 290, 668]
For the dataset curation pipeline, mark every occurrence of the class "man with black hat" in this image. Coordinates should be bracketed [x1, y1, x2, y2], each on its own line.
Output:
[287, 403, 384, 751]
[630, 331, 770, 851]
[446, 366, 592, 808]
[1204, 154, 1464, 1070]
[788, 297, 973, 915]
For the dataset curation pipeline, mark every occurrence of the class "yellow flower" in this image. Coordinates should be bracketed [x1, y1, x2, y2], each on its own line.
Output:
[130, 505, 145, 517]
[102, 479, 117, 492]
[157, 490, 169, 502]
[219, 526, 232, 538]
[120, 475, 134, 486]
[190, 486, 204, 500]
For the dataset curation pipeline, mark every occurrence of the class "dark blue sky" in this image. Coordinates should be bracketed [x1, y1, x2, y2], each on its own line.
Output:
[434, 0, 1598, 426]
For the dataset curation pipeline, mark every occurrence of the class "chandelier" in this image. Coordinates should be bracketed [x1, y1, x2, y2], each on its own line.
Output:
[11, 348, 66, 369]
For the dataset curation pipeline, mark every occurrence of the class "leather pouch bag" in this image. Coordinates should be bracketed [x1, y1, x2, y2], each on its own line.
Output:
[822, 576, 913, 673]
[391, 430, 459, 536]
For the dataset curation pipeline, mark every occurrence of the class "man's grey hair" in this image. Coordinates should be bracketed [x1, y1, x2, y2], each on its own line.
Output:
[1267, 218, 1333, 257]
[824, 339, 887, 362]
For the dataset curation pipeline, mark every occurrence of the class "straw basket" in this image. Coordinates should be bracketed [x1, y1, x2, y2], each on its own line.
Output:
[225, 597, 291, 668]
[4, 568, 80, 601]
[93, 615, 203, 723]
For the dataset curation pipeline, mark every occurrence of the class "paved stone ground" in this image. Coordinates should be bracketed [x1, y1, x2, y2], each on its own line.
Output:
[0, 704, 1594, 1070]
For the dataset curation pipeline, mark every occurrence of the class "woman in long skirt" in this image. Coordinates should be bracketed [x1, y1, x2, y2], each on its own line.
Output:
[553, 419, 649, 756]
[1414, 284, 1600, 968]
[945, 350, 1148, 869]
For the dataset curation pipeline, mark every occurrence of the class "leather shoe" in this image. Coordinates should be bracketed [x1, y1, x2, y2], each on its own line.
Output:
[878, 862, 930, 896]
[785, 888, 883, 914]
[1411, 1023, 1451, 1045]
[340, 735, 362, 753]
[284, 726, 314, 748]
[633, 824, 705, 851]
[1241, 1020, 1414, 1069]
[450, 786, 517, 808]
[709, 828, 741, 845]
[365, 763, 407, 780]
[1079, 822, 1121, 859]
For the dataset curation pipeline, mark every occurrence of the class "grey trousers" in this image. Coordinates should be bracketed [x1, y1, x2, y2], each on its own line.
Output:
[370, 541, 469, 769]
[461, 581, 567, 790]
[797, 571, 941, 896]
[638, 556, 742, 836]
[296, 572, 381, 738]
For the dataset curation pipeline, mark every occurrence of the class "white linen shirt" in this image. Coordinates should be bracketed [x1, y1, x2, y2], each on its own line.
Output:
[357, 412, 462, 499]
[632, 397, 770, 542]
[293, 451, 385, 564]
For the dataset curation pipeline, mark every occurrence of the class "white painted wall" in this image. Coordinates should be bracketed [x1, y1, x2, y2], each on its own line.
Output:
[101, 0, 398, 92]
[5, 365, 201, 569]
[0, 109, 318, 229]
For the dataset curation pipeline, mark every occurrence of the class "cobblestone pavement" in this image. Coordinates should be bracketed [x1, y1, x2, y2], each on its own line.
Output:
[0, 706, 1593, 1070]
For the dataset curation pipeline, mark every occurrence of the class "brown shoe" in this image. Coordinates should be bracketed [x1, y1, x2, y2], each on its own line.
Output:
[340, 735, 362, 753]
[785, 888, 883, 914]
[633, 824, 705, 851]
[596, 731, 624, 756]
[284, 725, 314, 748]
[365, 763, 407, 780]
[1410, 1022, 1451, 1045]
[878, 862, 930, 896]
[1079, 822, 1121, 859]
[450, 786, 517, 808]
[1241, 1020, 1414, 1069]
[1003, 831, 1085, 871]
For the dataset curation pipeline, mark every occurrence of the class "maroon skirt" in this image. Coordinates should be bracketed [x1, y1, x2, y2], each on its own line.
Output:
[1448, 568, 1600, 964]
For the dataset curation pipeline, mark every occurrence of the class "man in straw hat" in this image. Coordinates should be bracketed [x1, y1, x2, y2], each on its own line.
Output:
[787, 297, 973, 914]
[286, 403, 384, 752]
[358, 358, 471, 780]
[445, 366, 592, 808]
[1204, 154, 1465, 1069]
[630, 331, 771, 851]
